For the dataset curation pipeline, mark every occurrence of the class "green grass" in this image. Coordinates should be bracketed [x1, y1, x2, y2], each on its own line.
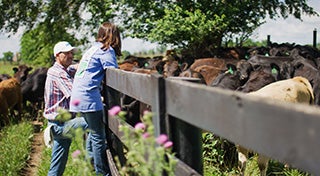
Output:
[0, 120, 34, 176]
[0, 61, 20, 75]
[202, 132, 312, 176]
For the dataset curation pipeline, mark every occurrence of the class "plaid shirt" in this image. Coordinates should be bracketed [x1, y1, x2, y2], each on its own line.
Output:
[43, 62, 76, 120]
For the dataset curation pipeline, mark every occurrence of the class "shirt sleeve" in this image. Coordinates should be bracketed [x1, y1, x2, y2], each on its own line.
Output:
[100, 48, 118, 70]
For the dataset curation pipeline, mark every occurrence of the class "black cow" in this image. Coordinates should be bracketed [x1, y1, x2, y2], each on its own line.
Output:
[21, 67, 48, 116]
[236, 63, 283, 93]
[211, 60, 253, 90]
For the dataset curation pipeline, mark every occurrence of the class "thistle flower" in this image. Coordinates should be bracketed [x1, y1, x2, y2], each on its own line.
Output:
[156, 134, 168, 145]
[72, 149, 81, 158]
[109, 106, 121, 116]
[142, 132, 150, 139]
[163, 141, 173, 149]
[134, 122, 146, 131]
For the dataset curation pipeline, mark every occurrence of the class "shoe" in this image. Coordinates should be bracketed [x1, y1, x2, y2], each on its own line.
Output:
[44, 125, 53, 148]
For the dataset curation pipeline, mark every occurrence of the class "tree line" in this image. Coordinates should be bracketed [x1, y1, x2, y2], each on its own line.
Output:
[0, 0, 318, 66]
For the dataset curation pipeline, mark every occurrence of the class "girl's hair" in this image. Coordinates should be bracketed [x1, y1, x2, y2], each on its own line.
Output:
[96, 22, 122, 56]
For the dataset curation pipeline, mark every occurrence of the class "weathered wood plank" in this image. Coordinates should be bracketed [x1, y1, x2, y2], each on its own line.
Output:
[106, 149, 120, 176]
[105, 68, 155, 105]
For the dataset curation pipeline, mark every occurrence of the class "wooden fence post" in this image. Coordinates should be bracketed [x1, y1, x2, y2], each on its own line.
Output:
[169, 116, 203, 175]
[267, 35, 271, 46]
[313, 28, 317, 48]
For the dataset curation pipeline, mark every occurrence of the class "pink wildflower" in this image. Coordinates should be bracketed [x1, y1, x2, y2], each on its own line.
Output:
[134, 122, 146, 130]
[143, 110, 150, 115]
[142, 132, 150, 138]
[109, 106, 121, 116]
[163, 141, 173, 149]
[71, 99, 80, 106]
[156, 134, 168, 145]
[72, 149, 81, 158]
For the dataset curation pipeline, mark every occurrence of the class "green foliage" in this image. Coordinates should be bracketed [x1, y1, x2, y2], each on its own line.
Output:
[1, 0, 318, 61]
[1, 51, 14, 62]
[0, 121, 33, 175]
[114, 0, 318, 52]
[202, 132, 238, 175]
[1, 0, 117, 66]
[20, 24, 80, 66]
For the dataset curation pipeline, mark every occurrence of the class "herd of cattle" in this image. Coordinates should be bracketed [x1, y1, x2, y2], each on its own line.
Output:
[0, 65, 47, 126]
[0, 42, 319, 174]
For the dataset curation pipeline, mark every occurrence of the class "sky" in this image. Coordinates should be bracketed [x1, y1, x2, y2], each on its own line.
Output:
[0, 0, 319, 58]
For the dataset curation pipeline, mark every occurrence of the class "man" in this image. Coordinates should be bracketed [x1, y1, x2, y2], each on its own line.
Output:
[43, 41, 89, 176]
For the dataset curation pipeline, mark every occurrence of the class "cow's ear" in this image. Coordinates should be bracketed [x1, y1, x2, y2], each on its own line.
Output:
[13, 67, 18, 73]
[270, 63, 280, 74]
[28, 67, 33, 72]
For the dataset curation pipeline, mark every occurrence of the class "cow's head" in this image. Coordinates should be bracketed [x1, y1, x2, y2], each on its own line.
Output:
[13, 65, 33, 83]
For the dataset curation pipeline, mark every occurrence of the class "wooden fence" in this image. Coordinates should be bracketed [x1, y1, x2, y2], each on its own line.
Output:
[103, 68, 320, 176]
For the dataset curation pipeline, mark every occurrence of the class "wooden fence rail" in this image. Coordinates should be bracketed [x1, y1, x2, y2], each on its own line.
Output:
[103, 68, 320, 175]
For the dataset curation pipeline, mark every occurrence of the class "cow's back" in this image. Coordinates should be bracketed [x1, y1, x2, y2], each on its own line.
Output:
[249, 76, 314, 104]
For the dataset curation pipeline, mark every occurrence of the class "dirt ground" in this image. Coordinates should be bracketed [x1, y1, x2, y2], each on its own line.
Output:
[19, 121, 44, 176]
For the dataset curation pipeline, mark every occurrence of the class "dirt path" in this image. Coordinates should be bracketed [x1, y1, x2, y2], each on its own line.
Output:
[20, 121, 44, 176]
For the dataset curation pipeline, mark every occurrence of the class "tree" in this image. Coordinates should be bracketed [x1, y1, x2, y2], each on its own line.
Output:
[20, 24, 78, 66]
[113, 0, 318, 58]
[1, 51, 14, 63]
[1, 0, 116, 65]
[1, 0, 318, 62]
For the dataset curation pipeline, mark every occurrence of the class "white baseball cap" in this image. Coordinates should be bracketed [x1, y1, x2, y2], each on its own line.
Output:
[53, 41, 75, 56]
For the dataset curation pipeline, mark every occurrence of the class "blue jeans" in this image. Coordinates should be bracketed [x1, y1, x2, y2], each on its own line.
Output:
[82, 110, 110, 176]
[48, 117, 89, 176]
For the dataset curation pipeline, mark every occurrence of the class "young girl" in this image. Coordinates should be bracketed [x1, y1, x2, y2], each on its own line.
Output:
[70, 22, 121, 176]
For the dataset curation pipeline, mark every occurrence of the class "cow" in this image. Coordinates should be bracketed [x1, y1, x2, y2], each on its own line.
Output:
[118, 61, 139, 71]
[237, 76, 314, 176]
[193, 65, 222, 85]
[12, 64, 33, 83]
[163, 60, 188, 78]
[123, 55, 149, 68]
[208, 60, 253, 88]
[211, 64, 245, 90]
[21, 67, 48, 116]
[189, 58, 227, 70]
[236, 62, 284, 93]
[0, 78, 22, 126]
[185, 58, 244, 85]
